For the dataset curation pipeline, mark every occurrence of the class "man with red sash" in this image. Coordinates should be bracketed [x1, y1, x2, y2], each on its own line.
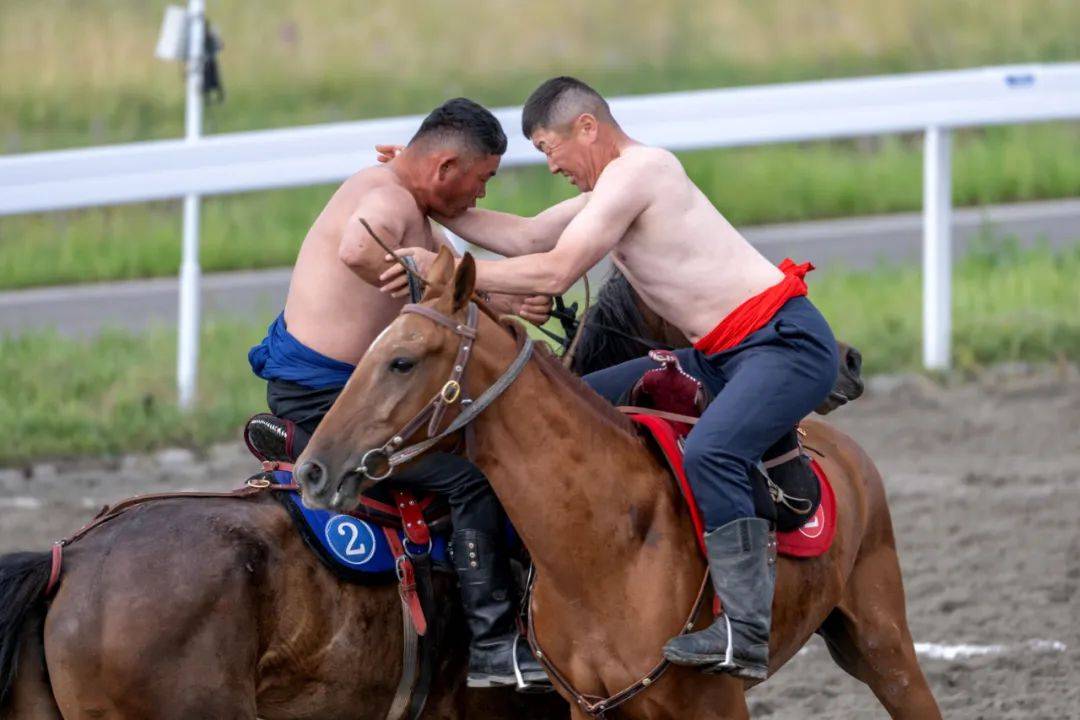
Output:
[380, 77, 838, 681]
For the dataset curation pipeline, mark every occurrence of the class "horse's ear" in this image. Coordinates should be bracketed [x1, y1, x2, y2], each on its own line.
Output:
[421, 246, 457, 301]
[452, 253, 476, 312]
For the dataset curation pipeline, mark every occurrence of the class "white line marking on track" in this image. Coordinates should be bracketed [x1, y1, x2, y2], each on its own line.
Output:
[0, 497, 44, 510]
[913, 639, 1067, 661]
[796, 638, 1067, 661]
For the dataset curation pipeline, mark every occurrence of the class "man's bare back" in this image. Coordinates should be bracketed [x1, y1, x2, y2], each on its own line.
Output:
[284, 166, 439, 364]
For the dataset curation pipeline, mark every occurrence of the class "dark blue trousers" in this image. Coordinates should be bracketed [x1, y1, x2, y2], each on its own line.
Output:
[583, 296, 838, 532]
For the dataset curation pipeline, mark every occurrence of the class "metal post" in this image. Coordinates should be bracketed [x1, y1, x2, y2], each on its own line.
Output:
[922, 126, 952, 371]
[177, 0, 206, 409]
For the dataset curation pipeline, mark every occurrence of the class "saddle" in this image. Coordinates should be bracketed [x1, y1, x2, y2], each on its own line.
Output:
[617, 350, 833, 548]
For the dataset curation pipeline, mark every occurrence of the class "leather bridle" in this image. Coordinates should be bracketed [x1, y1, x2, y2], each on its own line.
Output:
[352, 300, 534, 483]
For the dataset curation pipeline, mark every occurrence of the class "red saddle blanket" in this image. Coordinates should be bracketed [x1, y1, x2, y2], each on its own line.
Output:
[629, 414, 836, 559]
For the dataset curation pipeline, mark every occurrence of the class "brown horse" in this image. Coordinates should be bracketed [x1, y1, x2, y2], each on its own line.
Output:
[299, 249, 941, 719]
[0, 491, 566, 718]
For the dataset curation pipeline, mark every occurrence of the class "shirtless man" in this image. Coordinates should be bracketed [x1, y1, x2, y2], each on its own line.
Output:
[381, 77, 840, 681]
[247, 98, 552, 689]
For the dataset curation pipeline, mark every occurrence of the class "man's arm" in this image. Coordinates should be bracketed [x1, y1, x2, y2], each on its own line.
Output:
[469, 157, 653, 296]
[337, 187, 411, 285]
[383, 219, 553, 324]
[435, 193, 589, 257]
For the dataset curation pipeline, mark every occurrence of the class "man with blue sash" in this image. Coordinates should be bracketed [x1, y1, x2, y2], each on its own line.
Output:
[247, 98, 558, 690]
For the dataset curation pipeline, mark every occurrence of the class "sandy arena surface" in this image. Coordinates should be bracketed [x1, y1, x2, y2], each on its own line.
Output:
[2, 364, 1078, 719]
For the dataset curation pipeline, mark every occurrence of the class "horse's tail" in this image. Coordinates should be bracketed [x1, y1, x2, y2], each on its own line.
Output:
[0, 551, 52, 709]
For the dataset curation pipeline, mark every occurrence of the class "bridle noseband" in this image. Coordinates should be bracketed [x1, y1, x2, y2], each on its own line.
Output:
[353, 300, 534, 481]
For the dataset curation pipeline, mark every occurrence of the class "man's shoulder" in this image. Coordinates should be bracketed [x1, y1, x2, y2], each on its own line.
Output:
[620, 145, 679, 168]
[593, 146, 680, 201]
[341, 166, 418, 214]
[604, 145, 681, 182]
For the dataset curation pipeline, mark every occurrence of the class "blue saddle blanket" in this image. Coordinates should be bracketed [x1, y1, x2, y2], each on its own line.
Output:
[269, 470, 449, 580]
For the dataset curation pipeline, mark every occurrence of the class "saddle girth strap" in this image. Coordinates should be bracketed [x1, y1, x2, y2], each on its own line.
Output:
[382, 526, 439, 720]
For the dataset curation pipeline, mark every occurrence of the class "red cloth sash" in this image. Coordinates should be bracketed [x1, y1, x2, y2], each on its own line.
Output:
[693, 259, 814, 355]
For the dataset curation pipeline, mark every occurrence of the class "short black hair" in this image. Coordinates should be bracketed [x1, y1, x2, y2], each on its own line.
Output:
[410, 97, 507, 156]
[521, 76, 615, 138]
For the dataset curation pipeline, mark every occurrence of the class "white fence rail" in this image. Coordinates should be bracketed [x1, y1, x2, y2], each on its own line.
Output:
[2, 62, 1080, 398]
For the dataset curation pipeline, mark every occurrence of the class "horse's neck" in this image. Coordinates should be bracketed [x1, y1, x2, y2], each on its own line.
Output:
[470, 343, 689, 587]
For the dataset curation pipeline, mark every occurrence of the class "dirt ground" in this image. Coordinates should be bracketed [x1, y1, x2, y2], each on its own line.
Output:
[2, 364, 1079, 719]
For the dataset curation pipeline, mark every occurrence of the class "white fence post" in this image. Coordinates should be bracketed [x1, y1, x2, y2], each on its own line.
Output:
[922, 125, 953, 370]
[177, 0, 206, 410]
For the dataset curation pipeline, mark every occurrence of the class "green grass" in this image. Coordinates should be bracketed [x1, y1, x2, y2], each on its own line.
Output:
[0, 0, 1078, 289]
[0, 322, 266, 463]
[2, 240, 1077, 465]
[812, 237, 1080, 373]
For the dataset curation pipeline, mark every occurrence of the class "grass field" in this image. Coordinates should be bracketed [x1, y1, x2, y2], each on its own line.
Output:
[2, 239, 1076, 465]
[1, 0, 1078, 289]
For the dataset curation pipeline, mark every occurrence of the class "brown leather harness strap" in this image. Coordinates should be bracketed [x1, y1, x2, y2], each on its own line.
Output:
[42, 478, 298, 599]
[383, 527, 428, 636]
[526, 569, 712, 719]
[616, 406, 701, 426]
[352, 303, 481, 482]
[45, 542, 63, 597]
[352, 302, 534, 479]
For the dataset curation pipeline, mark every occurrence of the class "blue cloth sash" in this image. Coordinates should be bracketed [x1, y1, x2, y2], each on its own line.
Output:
[248, 313, 356, 390]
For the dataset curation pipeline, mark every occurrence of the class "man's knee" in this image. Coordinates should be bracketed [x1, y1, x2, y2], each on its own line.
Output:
[682, 437, 755, 527]
[683, 438, 747, 485]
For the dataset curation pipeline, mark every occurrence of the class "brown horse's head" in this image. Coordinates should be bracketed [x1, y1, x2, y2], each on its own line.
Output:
[295, 247, 478, 512]
[815, 341, 864, 414]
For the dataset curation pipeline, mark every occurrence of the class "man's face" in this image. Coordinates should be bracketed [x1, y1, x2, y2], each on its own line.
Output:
[531, 123, 592, 191]
[429, 153, 500, 217]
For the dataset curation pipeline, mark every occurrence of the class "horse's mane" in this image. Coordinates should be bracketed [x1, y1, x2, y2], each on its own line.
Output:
[498, 317, 639, 438]
[570, 269, 658, 376]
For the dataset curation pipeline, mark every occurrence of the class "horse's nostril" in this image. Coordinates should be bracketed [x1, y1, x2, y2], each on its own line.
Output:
[297, 459, 328, 494]
[846, 349, 862, 374]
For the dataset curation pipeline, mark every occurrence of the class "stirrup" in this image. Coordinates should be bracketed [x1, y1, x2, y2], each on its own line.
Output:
[703, 615, 768, 680]
[511, 633, 552, 694]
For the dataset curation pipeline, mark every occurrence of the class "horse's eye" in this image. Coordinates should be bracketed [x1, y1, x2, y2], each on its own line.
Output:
[389, 357, 416, 374]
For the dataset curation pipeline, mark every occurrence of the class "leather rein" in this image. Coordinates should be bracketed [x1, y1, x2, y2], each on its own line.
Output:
[526, 565, 712, 718]
[350, 300, 534, 484]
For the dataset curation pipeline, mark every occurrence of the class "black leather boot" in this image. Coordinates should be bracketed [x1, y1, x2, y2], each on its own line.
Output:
[662, 518, 777, 680]
[451, 529, 551, 690]
[243, 413, 305, 463]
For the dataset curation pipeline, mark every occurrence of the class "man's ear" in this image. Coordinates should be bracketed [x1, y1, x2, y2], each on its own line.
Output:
[451, 253, 476, 312]
[435, 154, 458, 182]
[574, 113, 598, 143]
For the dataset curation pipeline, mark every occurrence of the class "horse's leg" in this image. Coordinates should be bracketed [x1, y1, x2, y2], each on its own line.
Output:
[818, 506, 941, 718]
